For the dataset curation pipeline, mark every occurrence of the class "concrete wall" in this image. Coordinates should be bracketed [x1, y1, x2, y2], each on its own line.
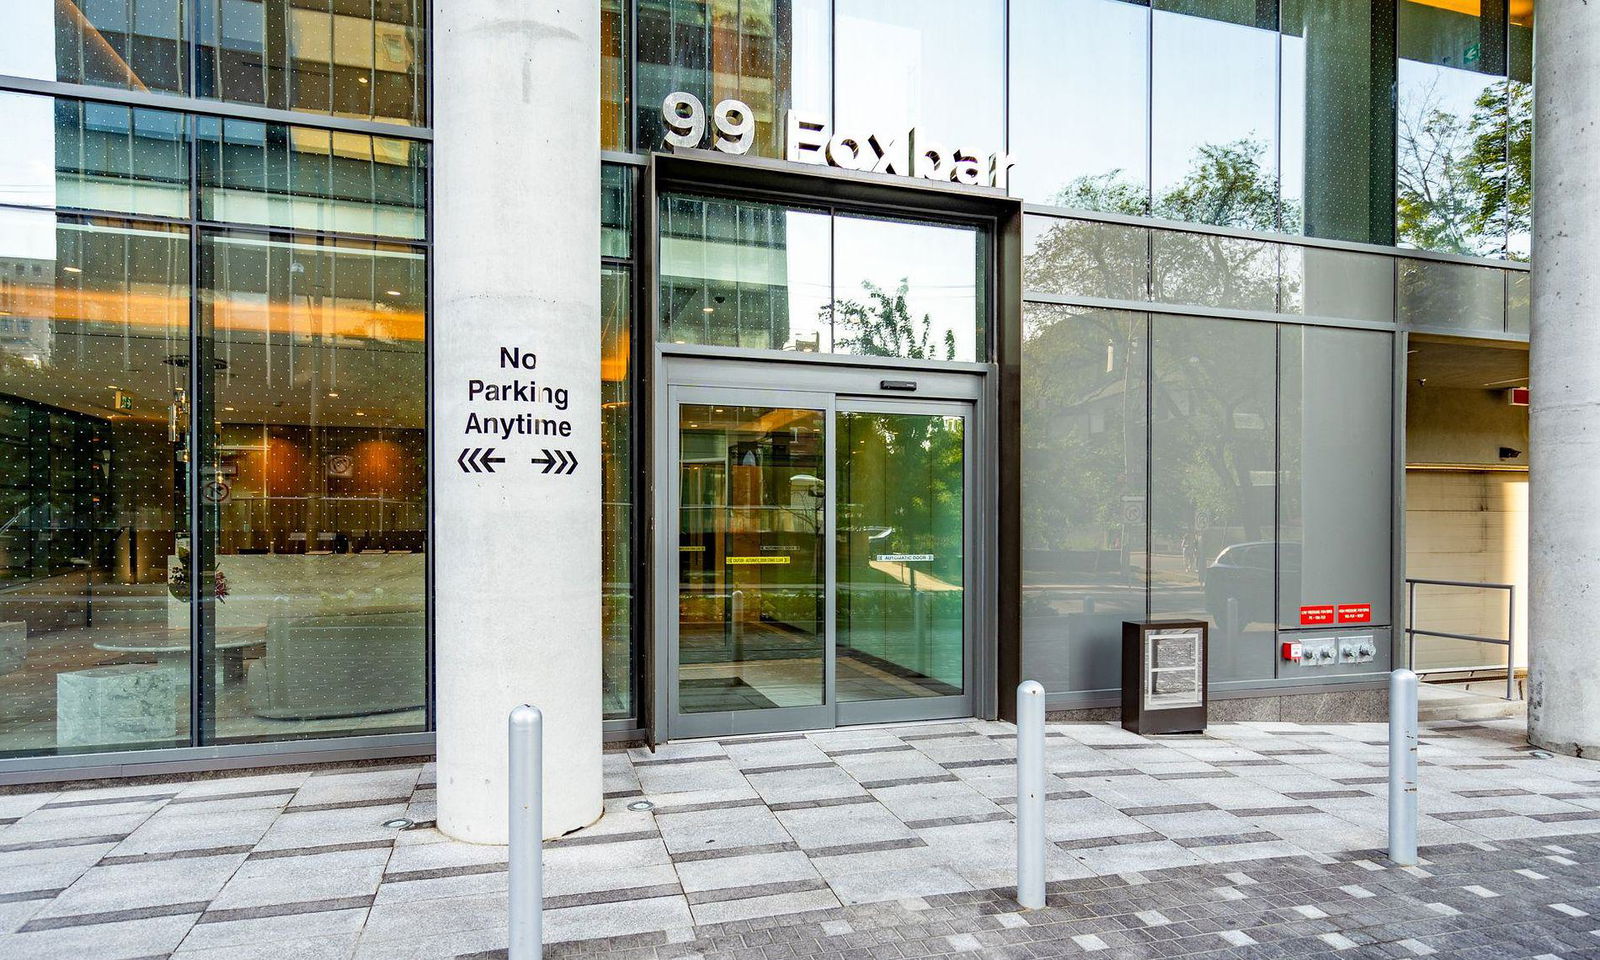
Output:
[1404, 471, 1527, 673]
[1406, 385, 1528, 468]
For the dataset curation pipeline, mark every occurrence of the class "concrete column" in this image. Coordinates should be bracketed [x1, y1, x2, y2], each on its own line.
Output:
[432, 0, 603, 841]
[1528, 3, 1600, 759]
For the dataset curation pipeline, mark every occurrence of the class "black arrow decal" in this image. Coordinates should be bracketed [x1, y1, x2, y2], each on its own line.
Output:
[530, 450, 577, 475]
[481, 448, 505, 472]
[457, 449, 473, 473]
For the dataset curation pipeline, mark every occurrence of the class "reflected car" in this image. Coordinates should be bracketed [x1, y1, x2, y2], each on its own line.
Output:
[1202, 541, 1300, 629]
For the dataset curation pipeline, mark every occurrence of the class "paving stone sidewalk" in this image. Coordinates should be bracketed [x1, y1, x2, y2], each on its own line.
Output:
[2, 716, 1599, 959]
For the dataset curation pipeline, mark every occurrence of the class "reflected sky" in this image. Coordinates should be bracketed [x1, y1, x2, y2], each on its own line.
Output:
[1397, 59, 1507, 257]
[1151, 11, 1279, 216]
[835, 0, 1005, 153]
[1008, 0, 1149, 208]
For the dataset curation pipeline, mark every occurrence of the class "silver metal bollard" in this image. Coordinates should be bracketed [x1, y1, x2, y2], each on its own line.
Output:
[509, 705, 543, 960]
[1388, 670, 1419, 866]
[1016, 680, 1046, 909]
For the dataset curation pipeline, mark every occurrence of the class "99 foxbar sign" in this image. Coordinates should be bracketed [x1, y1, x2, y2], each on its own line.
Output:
[661, 93, 1015, 189]
[456, 345, 579, 477]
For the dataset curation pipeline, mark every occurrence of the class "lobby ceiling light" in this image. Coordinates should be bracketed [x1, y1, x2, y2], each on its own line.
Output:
[62, 265, 82, 274]
[328, 392, 340, 398]
[385, 289, 402, 296]
[702, 306, 715, 313]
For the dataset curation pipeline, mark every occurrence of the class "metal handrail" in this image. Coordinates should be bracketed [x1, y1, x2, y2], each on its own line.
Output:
[1404, 578, 1519, 701]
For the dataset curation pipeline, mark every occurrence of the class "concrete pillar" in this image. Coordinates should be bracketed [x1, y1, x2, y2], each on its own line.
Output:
[1528, 3, 1600, 759]
[432, 0, 603, 841]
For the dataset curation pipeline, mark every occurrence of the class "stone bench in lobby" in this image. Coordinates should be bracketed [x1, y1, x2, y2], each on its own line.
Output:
[56, 663, 179, 748]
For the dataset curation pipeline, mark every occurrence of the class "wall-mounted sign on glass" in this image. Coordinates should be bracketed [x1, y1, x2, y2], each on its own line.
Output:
[660, 93, 1014, 189]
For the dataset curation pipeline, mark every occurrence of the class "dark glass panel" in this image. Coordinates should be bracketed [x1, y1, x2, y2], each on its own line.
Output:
[602, 164, 634, 260]
[1279, 0, 1398, 244]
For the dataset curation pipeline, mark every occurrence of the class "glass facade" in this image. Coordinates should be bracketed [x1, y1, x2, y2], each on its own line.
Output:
[0, 1, 1549, 763]
[3, 2, 427, 126]
[0, 1, 428, 760]
[1024, 211, 1525, 329]
[1020, 306, 1396, 699]
[618, 0, 1534, 258]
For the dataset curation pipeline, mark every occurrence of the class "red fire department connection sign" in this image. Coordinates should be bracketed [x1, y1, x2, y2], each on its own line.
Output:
[1299, 603, 1372, 626]
[1336, 603, 1372, 624]
[1299, 605, 1335, 626]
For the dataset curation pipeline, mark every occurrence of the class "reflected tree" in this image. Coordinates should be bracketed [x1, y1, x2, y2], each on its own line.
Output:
[1398, 77, 1532, 259]
[826, 279, 958, 361]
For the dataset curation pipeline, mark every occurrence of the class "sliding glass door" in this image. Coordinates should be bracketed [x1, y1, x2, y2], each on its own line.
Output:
[662, 384, 971, 738]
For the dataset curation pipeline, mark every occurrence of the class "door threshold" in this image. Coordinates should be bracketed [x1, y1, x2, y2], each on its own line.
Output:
[662, 713, 993, 745]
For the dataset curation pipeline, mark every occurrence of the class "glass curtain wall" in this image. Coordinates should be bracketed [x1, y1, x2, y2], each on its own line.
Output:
[833, 0, 1005, 153]
[1020, 304, 1396, 699]
[3, 2, 427, 126]
[621, 0, 1536, 258]
[0, 0, 430, 759]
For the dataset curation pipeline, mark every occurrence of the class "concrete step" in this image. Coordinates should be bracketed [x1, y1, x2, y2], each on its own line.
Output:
[1418, 680, 1527, 722]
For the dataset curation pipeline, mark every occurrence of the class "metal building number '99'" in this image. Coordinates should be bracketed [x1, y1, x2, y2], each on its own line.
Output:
[662, 93, 754, 155]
